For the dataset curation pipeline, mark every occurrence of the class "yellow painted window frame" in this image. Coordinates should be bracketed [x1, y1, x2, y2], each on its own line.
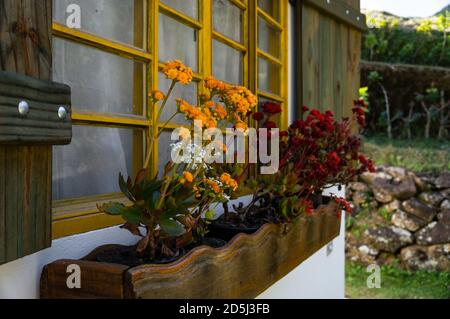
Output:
[51, 0, 288, 239]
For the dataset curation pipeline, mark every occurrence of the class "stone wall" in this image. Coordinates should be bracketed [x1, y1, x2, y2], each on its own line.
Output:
[346, 167, 450, 271]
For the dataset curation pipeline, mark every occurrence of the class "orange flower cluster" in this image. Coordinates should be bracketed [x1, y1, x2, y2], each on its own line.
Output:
[225, 86, 258, 115]
[220, 173, 238, 191]
[203, 76, 257, 130]
[180, 171, 194, 184]
[204, 179, 221, 194]
[204, 76, 257, 116]
[149, 90, 165, 102]
[177, 99, 218, 129]
[212, 103, 227, 120]
[162, 60, 193, 85]
[204, 77, 230, 92]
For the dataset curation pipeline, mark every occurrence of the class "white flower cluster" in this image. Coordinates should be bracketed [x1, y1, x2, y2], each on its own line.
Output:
[171, 142, 210, 169]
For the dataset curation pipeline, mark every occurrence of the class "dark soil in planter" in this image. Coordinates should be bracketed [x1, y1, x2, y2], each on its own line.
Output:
[210, 194, 333, 241]
[96, 237, 227, 267]
[96, 245, 185, 267]
[209, 214, 268, 242]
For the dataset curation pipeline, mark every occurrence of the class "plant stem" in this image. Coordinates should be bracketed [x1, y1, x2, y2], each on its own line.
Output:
[144, 80, 177, 170]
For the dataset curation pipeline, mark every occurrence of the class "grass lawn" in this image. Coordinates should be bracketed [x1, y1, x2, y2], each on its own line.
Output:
[362, 136, 450, 173]
[346, 263, 450, 299]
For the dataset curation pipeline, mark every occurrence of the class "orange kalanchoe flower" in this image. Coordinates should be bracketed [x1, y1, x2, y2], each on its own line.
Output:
[205, 76, 230, 92]
[225, 86, 258, 115]
[205, 179, 221, 194]
[162, 60, 193, 85]
[235, 121, 248, 131]
[204, 76, 258, 118]
[180, 171, 194, 184]
[149, 90, 165, 102]
[177, 99, 219, 129]
[220, 173, 238, 191]
[213, 103, 227, 120]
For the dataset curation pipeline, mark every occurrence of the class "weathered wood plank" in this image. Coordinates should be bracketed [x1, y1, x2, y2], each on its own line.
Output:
[0, 0, 55, 265]
[40, 203, 341, 299]
[5, 147, 18, 261]
[333, 21, 347, 119]
[303, 0, 366, 31]
[0, 0, 52, 80]
[0, 71, 72, 145]
[319, 15, 335, 111]
[126, 205, 341, 299]
[302, 6, 320, 109]
[0, 147, 5, 263]
[344, 27, 362, 120]
[41, 259, 129, 299]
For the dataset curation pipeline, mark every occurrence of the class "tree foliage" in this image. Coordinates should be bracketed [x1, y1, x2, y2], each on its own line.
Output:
[362, 12, 450, 67]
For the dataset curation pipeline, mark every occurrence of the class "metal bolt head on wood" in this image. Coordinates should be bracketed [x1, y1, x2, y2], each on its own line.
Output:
[58, 106, 68, 120]
[18, 101, 29, 116]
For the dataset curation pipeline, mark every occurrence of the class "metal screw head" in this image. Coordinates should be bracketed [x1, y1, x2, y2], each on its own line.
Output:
[346, 10, 350, 15]
[326, 0, 331, 4]
[356, 16, 361, 21]
[58, 106, 68, 120]
[18, 101, 29, 116]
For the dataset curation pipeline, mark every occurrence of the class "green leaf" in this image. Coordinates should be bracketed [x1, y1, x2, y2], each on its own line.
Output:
[98, 202, 126, 216]
[205, 210, 216, 221]
[121, 207, 142, 225]
[149, 190, 161, 209]
[180, 195, 196, 207]
[166, 196, 177, 209]
[119, 173, 134, 201]
[160, 217, 186, 237]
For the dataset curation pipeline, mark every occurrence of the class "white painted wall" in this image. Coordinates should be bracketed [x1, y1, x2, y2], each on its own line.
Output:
[257, 189, 345, 299]
[0, 226, 138, 299]
[0, 2, 345, 299]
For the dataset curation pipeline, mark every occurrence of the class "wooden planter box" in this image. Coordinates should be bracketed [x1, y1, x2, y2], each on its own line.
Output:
[40, 203, 341, 299]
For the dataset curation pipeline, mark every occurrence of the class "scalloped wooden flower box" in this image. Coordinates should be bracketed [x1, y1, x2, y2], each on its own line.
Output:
[40, 202, 341, 299]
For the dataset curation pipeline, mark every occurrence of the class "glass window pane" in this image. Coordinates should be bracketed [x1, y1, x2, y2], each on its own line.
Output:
[258, 16, 281, 58]
[53, 0, 145, 48]
[158, 73, 197, 125]
[53, 38, 144, 116]
[213, 0, 242, 43]
[158, 131, 189, 178]
[53, 126, 140, 200]
[159, 14, 198, 72]
[160, 0, 198, 20]
[158, 130, 174, 178]
[258, 0, 280, 21]
[258, 57, 280, 95]
[213, 40, 243, 85]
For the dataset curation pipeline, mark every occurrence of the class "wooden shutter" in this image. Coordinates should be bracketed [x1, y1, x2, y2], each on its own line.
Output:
[292, 0, 367, 118]
[0, 0, 72, 265]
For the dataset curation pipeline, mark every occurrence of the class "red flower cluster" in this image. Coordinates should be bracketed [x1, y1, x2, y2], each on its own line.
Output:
[252, 101, 282, 139]
[359, 155, 376, 173]
[333, 196, 352, 215]
[262, 102, 282, 114]
[277, 106, 375, 204]
[352, 99, 368, 128]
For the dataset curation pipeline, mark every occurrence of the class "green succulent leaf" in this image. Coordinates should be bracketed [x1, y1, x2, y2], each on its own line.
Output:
[160, 217, 186, 237]
[121, 207, 142, 225]
[119, 173, 135, 201]
[98, 202, 126, 216]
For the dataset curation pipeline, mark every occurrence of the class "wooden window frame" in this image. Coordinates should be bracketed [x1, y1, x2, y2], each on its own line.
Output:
[52, 0, 288, 239]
